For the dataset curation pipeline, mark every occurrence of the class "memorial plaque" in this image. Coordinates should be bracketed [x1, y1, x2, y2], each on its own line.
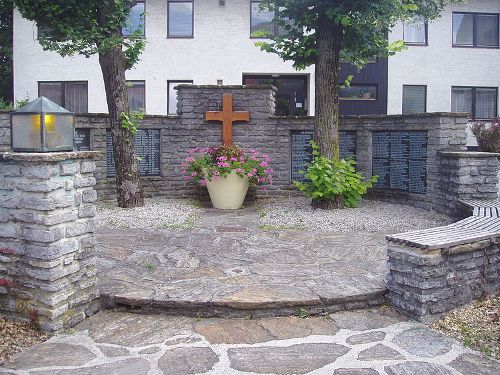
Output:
[372, 131, 427, 194]
[106, 129, 161, 177]
[291, 130, 357, 182]
[74, 128, 91, 151]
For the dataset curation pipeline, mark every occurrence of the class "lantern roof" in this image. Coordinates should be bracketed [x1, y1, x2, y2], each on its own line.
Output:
[14, 96, 72, 114]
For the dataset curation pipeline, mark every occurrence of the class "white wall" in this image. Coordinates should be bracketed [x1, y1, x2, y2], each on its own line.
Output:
[388, 0, 500, 145]
[13, 0, 315, 115]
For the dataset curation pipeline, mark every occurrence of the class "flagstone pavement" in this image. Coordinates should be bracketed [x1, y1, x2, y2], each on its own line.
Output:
[1, 307, 498, 374]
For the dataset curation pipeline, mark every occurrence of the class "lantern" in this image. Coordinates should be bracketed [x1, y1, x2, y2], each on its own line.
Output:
[10, 96, 75, 152]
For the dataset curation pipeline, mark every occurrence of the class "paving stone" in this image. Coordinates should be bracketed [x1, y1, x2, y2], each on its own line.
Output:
[31, 358, 150, 375]
[97, 345, 130, 357]
[392, 327, 453, 357]
[157, 347, 219, 375]
[358, 344, 405, 361]
[346, 331, 386, 345]
[228, 343, 350, 374]
[84, 312, 194, 347]
[6, 343, 95, 370]
[195, 316, 338, 344]
[449, 353, 500, 375]
[385, 361, 453, 375]
[334, 369, 379, 375]
[138, 347, 161, 354]
[331, 308, 405, 330]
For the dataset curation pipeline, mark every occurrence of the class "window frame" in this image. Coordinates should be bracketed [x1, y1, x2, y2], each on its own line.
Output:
[167, 80, 193, 115]
[402, 85, 427, 114]
[38, 81, 89, 113]
[167, 0, 194, 39]
[249, 1, 288, 39]
[126, 80, 146, 112]
[403, 20, 428, 46]
[339, 84, 378, 101]
[452, 12, 500, 49]
[122, 1, 146, 38]
[451, 86, 498, 120]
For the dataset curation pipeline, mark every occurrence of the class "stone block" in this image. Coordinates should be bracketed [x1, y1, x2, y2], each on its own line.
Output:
[66, 221, 93, 237]
[80, 161, 96, 174]
[25, 238, 79, 260]
[82, 189, 97, 203]
[60, 162, 80, 176]
[23, 164, 59, 179]
[0, 222, 20, 238]
[21, 225, 65, 243]
[74, 177, 96, 189]
[1, 164, 22, 177]
[78, 205, 96, 218]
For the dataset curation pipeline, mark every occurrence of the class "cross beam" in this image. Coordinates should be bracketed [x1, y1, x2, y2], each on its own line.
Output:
[205, 94, 250, 146]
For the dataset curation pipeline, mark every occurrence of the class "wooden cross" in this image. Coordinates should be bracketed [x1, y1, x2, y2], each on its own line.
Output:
[205, 94, 250, 146]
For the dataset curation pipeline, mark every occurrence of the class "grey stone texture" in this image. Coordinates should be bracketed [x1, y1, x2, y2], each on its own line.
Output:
[4, 308, 499, 375]
[386, 238, 500, 323]
[0, 152, 100, 332]
[1, 86, 486, 218]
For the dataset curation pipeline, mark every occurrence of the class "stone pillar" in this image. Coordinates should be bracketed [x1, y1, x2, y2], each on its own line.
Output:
[0, 151, 100, 331]
[438, 152, 499, 217]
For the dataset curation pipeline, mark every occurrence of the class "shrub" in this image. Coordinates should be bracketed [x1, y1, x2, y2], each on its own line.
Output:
[0, 97, 13, 110]
[471, 120, 500, 153]
[294, 141, 378, 208]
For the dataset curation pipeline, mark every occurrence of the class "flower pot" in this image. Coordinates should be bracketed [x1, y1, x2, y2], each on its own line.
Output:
[205, 170, 249, 209]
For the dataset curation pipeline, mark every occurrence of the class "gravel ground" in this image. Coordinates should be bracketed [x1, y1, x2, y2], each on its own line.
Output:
[430, 296, 499, 359]
[95, 198, 201, 229]
[0, 316, 48, 366]
[258, 197, 453, 232]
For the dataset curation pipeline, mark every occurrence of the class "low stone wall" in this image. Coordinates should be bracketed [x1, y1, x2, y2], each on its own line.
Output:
[0, 151, 100, 331]
[386, 238, 499, 323]
[438, 152, 500, 217]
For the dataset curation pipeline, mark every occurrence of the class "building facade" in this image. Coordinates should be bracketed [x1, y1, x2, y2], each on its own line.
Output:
[13, 0, 500, 135]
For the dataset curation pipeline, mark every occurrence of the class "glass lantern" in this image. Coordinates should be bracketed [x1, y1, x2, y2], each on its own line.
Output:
[11, 96, 75, 152]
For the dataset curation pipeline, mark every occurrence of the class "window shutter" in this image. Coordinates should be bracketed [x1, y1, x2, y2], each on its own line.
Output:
[402, 86, 426, 114]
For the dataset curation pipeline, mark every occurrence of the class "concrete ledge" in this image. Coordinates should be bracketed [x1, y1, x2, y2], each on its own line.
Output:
[1, 151, 101, 162]
[439, 151, 500, 158]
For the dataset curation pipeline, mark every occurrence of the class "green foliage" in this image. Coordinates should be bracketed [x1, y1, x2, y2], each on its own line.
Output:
[0, 97, 13, 110]
[471, 120, 500, 153]
[15, 0, 145, 69]
[120, 110, 144, 136]
[0, 0, 13, 101]
[294, 142, 378, 208]
[15, 95, 31, 109]
[257, 0, 465, 70]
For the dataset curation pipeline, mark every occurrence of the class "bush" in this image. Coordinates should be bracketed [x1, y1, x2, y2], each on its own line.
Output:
[471, 120, 500, 153]
[294, 141, 378, 208]
[0, 97, 13, 110]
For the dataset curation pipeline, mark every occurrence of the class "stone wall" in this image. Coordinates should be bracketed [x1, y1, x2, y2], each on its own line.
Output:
[1, 86, 497, 215]
[0, 152, 100, 331]
[386, 238, 499, 323]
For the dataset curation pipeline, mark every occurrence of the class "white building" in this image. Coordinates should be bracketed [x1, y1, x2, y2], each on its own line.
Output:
[13, 0, 500, 136]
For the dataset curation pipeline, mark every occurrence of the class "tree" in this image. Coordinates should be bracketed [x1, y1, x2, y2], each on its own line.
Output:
[15, 0, 146, 207]
[0, 0, 13, 102]
[258, 0, 463, 208]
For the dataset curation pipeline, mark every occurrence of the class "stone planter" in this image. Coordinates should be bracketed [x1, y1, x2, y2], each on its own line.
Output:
[205, 170, 249, 209]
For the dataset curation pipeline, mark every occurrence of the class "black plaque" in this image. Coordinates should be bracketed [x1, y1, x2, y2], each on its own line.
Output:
[106, 129, 161, 177]
[290, 130, 357, 182]
[74, 128, 91, 151]
[372, 131, 427, 194]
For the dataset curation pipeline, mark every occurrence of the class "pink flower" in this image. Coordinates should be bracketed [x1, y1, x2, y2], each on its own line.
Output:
[258, 177, 266, 183]
[252, 168, 257, 173]
[235, 168, 244, 173]
[250, 149, 256, 154]
[200, 179, 206, 186]
[191, 172, 197, 177]
[186, 156, 195, 163]
[213, 170, 220, 176]
[260, 161, 268, 167]
[239, 156, 246, 162]
[218, 156, 227, 161]
[247, 172, 254, 177]
[230, 157, 238, 161]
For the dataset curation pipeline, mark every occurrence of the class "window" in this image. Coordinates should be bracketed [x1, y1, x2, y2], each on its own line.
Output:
[453, 13, 499, 47]
[250, 1, 289, 38]
[403, 18, 427, 45]
[168, 1, 193, 38]
[122, 1, 145, 37]
[168, 80, 193, 115]
[127, 81, 145, 111]
[38, 81, 88, 113]
[402, 85, 427, 114]
[340, 85, 377, 101]
[243, 75, 308, 116]
[452, 87, 498, 119]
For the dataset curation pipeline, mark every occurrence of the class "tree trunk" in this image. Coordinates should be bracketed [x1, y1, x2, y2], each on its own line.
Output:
[314, 14, 343, 160]
[98, 47, 144, 208]
[312, 14, 343, 210]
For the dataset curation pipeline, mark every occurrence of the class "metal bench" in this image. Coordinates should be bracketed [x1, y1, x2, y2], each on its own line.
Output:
[458, 198, 500, 218]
